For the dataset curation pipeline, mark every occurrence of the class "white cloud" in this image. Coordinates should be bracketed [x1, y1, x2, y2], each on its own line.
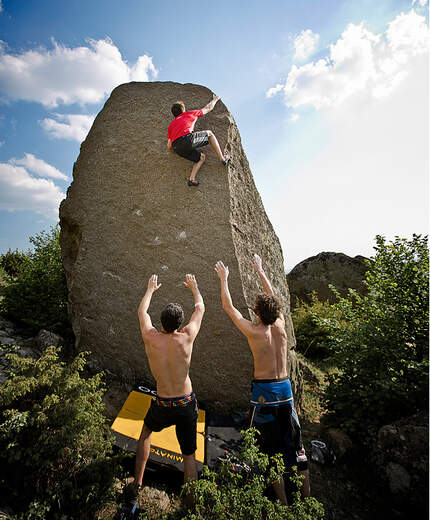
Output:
[0, 38, 158, 107]
[267, 10, 429, 109]
[272, 62, 428, 271]
[11, 153, 68, 180]
[0, 162, 65, 217]
[40, 113, 95, 142]
[290, 114, 300, 122]
[412, 0, 427, 6]
[266, 83, 284, 99]
[293, 29, 319, 61]
[259, 7, 428, 271]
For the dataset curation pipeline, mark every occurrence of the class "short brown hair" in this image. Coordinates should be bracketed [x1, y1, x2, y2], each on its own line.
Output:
[254, 293, 281, 325]
[171, 101, 185, 117]
[160, 303, 184, 332]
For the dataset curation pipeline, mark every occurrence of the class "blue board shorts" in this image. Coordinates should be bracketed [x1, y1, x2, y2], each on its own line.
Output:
[250, 377, 307, 472]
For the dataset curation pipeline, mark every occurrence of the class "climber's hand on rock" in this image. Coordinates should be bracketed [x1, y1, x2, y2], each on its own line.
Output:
[215, 261, 229, 281]
[183, 274, 198, 292]
[251, 254, 263, 273]
[147, 274, 161, 292]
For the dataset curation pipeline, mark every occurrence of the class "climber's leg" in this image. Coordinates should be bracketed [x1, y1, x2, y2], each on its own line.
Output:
[189, 152, 205, 182]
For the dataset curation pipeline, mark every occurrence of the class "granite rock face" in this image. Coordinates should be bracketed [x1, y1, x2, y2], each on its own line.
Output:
[59, 81, 300, 409]
[287, 252, 369, 308]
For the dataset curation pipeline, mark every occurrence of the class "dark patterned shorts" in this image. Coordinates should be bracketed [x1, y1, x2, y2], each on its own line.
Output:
[144, 393, 198, 455]
[172, 131, 210, 163]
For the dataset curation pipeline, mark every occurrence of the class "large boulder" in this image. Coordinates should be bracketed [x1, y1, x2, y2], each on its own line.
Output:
[59, 81, 300, 410]
[287, 251, 369, 308]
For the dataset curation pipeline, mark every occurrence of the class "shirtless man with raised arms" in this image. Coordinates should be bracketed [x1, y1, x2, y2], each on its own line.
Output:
[215, 254, 310, 506]
[125, 273, 204, 508]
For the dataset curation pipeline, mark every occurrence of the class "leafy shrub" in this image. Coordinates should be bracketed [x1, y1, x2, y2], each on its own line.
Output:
[0, 345, 116, 518]
[0, 225, 69, 334]
[0, 248, 28, 278]
[181, 428, 324, 520]
[0, 265, 9, 287]
[292, 293, 342, 359]
[320, 235, 429, 441]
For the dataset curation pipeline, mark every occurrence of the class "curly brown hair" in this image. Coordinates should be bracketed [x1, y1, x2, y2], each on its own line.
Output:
[254, 293, 281, 325]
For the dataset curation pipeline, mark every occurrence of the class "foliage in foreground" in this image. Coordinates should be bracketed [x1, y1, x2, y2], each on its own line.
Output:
[292, 292, 342, 359]
[181, 428, 324, 520]
[0, 345, 117, 519]
[320, 234, 429, 441]
[0, 225, 69, 334]
[0, 265, 8, 287]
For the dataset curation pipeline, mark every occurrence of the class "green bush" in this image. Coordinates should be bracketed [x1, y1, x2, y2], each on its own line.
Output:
[0, 345, 116, 518]
[292, 293, 341, 359]
[181, 428, 324, 520]
[0, 265, 9, 287]
[320, 234, 429, 441]
[0, 225, 69, 334]
[0, 248, 28, 278]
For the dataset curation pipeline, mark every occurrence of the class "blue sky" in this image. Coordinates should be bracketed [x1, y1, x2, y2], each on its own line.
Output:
[0, 0, 428, 270]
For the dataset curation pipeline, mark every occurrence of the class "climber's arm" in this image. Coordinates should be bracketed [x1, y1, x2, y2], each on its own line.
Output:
[167, 138, 173, 152]
[138, 275, 161, 339]
[201, 95, 220, 115]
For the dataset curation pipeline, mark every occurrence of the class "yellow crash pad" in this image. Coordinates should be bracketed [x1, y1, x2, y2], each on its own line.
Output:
[111, 390, 206, 464]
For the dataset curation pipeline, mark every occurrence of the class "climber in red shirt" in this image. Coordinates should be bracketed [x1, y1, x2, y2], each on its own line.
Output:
[167, 95, 231, 186]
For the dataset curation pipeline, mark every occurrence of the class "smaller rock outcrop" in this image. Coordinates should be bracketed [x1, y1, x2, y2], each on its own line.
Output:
[138, 486, 180, 519]
[287, 252, 369, 308]
[0, 318, 65, 383]
[321, 428, 353, 461]
[373, 411, 429, 516]
[34, 329, 64, 350]
[0, 317, 25, 347]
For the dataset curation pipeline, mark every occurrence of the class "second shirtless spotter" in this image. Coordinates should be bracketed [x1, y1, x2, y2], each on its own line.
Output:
[215, 254, 310, 506]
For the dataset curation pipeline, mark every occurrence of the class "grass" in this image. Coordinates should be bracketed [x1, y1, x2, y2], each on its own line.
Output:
[296, 354, 329, 424]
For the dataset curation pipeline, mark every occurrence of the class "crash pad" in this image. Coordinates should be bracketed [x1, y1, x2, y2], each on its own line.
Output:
[111, 386, 206, 470]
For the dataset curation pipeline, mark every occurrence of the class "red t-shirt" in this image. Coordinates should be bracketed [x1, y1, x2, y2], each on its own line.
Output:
[167, 110, 204, 143]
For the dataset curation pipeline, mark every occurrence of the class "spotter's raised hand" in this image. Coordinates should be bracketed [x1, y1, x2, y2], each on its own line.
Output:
[147, 274, 161, 292]
[215, 261, 229, 281]
[183, 274, 198, 291]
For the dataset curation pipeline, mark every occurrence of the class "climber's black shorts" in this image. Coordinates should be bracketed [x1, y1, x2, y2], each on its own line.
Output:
[143, 392, 198, 455]
[172, 131, 210, 163]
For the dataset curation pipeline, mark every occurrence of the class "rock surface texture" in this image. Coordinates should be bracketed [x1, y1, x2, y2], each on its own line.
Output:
[60, 81, 300, 409]
[287, 252, 369, 308]
[0, 317, 65, 383]
[374, 412, 429, 516]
